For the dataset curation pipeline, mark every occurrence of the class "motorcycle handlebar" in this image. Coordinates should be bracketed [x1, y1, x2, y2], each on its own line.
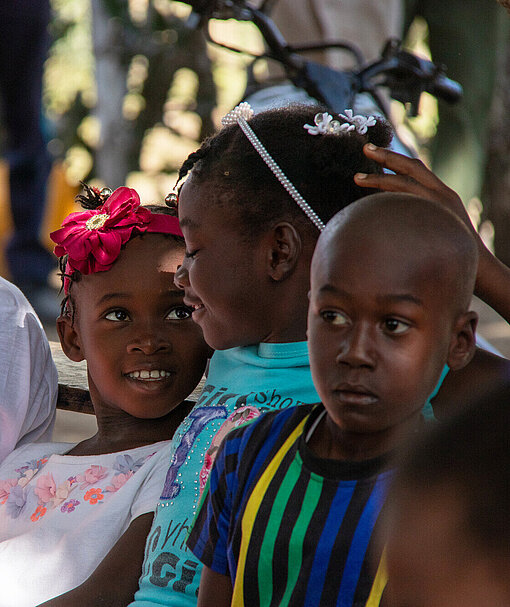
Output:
[184, 0, 252, 20]
[428, 72, 463, 104]
[182, 1, 463, 106]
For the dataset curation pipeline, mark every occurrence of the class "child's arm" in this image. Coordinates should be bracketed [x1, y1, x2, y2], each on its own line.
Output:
[37, 512, 153, 607]
[354, 145, 510, 417]
[354, 144, 510, 322]
[197, 565, 233, 607]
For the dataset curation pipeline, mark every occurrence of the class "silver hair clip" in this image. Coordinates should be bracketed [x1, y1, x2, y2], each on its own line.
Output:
[221, 102, 325, 232]
[304, 110, 377, 136]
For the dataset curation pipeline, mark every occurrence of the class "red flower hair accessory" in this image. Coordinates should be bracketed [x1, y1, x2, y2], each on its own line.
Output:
[50, 186, 183, 293]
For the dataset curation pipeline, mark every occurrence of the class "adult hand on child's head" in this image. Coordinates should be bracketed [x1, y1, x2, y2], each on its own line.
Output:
[354, 144, 475, 235]
[354, 144, 510, 342]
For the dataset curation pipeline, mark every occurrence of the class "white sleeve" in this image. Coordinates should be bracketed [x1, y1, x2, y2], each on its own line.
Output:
[0, 277, 58, 464]
[129, 442, 173, 521]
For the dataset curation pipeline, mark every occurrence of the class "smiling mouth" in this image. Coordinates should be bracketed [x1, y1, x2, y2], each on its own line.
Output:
[183, 296, 204, 313]
[127, 370, 173, 381]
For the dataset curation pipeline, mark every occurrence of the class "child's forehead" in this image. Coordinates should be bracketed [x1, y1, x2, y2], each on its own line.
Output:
[123, 233, 184, 263]
[76, 235, 184, 294]
[179, 177, 241, 222]
[178, 180, 258, 247]
[317, 223, 442, 277]
[311, 228, 452, 313]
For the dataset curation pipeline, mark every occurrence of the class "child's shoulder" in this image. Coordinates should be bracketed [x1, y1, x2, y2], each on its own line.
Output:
[0, 441, 72, 475]
[6, 441, 71, 459]
[100, 440, 173, 467]
[233, 402, 315, 436]
[221, 403, 318, 466]
[1, 440, 172, 469]
[0, 276, 31, 313]
[65, 439, 173, 463]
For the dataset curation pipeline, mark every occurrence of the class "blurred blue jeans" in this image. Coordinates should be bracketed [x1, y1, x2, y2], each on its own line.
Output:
[0, 0, 55, 286]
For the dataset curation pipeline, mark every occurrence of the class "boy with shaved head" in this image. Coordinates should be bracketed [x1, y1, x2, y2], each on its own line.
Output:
[186, 192, 479, 607]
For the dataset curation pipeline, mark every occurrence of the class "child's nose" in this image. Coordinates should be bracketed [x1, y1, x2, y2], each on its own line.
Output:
[336, 324, 376, 368]
[174, 262, 190, 290]
[127, 330, 171, 355]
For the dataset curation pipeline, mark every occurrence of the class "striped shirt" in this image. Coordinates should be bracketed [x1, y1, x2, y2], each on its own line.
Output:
[187, 404, 391, 606]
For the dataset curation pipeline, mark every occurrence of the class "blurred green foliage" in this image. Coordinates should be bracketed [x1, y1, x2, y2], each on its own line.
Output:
[43, 0, 263, 201]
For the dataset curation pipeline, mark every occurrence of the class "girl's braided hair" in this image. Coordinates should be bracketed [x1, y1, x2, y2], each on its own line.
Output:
[58, 184, 183, 318]
[176, 104, 393, 238]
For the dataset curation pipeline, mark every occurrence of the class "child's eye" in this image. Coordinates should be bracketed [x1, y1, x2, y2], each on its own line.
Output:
[166, 306, 193, 320]
[184, 249, 198, 259]
[383, 318, 410, 334]
[320, 310, 349, 326]
[105, 309, 130, 322]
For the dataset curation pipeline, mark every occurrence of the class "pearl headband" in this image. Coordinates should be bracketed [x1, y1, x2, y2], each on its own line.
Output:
[221, 102, 326, 232]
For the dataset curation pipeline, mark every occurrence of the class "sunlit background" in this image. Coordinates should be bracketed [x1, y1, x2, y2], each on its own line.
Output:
[1, 0, 509, 440]
[0, 0, 460, 281]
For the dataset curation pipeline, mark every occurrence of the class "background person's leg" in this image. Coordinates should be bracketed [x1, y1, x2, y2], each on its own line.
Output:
[263, 0, 403, 70]
[0, 0, 55, 294]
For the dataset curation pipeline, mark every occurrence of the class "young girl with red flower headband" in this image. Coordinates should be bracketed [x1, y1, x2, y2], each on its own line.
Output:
[0, 185, 210, 606]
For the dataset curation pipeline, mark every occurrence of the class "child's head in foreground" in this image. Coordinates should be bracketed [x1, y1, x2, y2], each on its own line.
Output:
[385, 385, 510, 607]
[51, 185, 210, 420]
[307, 192, 478, 459]
[173, 104, 393, 350]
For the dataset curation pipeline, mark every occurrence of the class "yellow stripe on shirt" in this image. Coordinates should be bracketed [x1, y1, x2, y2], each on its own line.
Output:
[231, 417, 308, 605]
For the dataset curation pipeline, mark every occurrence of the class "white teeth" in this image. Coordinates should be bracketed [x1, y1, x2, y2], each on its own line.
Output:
[128, 370, 169, 380]
[152, 370, 167, 378]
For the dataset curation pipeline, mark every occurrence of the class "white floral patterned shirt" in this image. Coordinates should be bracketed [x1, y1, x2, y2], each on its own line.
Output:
[0, 439, 172, 606]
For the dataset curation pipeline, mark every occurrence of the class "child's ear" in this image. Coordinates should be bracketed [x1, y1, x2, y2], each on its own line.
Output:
[56, 314, 85, 363]
[266, 222, 302, 281]
[447, 311, 478, 371]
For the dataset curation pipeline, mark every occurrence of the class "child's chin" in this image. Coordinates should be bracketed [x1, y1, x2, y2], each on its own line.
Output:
[125, 373, 176, 392]
[202, 333, 239, 351]
[203, 328, 262, 351]
[131, 404, 181, 420]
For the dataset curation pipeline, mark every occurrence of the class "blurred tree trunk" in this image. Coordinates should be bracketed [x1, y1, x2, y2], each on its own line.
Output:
[91, 0, 132, 188]
[129, 17, 216, 173]
[482, 36, 510, 266]
[91, 0, 216, 188]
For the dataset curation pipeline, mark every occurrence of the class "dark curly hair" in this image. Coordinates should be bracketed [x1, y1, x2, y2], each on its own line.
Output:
[58, 184, 184, 319]
[176, 104, 393, 238]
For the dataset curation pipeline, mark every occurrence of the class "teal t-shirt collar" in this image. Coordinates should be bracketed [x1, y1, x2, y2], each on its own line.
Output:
[422, 364, 450, 420]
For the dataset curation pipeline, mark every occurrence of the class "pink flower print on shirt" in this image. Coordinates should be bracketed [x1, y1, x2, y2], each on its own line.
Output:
[34, 473, 57, 503]
[6, 485, 27, 518]
[84, 488, 104, 505]
[31, 504, 47, 522]
[15, 457, 48, 478]
[105, 471, 133, 493]
[17, 468, 36, 488]
[0, 479, 18, 504]
[199, 406, 261, 495]
[61, 499, 80, 513]
[51, 480, 77, 509]
[77, 465, 108, 489]
[199, 453, 214, 496]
